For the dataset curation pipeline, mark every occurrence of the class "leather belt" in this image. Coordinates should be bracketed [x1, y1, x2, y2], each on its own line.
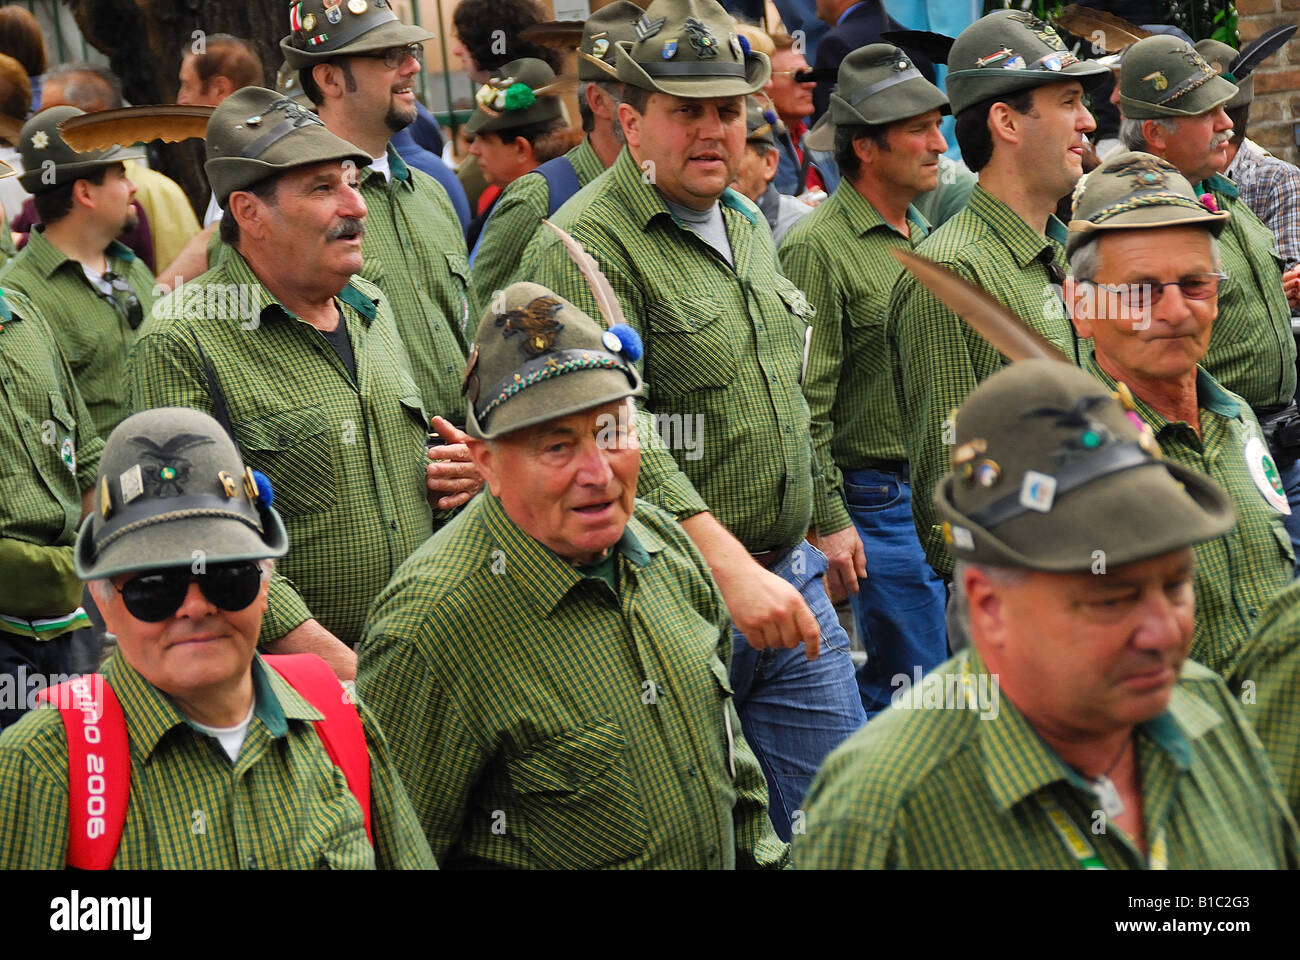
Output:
[750, 546, 795, 569]
[858, 458, 908, 475]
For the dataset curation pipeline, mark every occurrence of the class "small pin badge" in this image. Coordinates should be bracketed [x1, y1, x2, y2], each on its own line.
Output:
[347, 0, 368, 13]
[591, 37, 609, 58]
[1143, 70, 1168, 92]
[949, 525, 975, 551]
[1020, 470, 1057, 513]
[119, 463, 144, 505]
[218, 470, 239, 498]
[730, 33, 742, 58]
[663, 39, 677, 59]
[601, 330, 622, 352]
[308, 33, 330, 46]
[974, 460, 1001, 488]
[246, 114, 264, 127]
[243, 466, 259, 502]
[302, 13, 316, 32]
[30, 130, 48, 150]
[99, 475, 112, 519]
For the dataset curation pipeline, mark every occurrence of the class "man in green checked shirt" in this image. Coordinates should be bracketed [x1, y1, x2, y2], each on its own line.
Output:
[798, 360, 1300, 869]
[1117, 35, 1300, 563]
[1066, 152, 1292, 679]
[130, 87, 441, 681]
[779, 44, 949, 718]
[467, 1, 641, 304]
[0, 106, 156, 440]
[0, 406, 434, 869]
[0, 151, 105, 732]
[283, 0, 484, 510]
[887, 10, 1109, 579]
[358, 282, 788, 869]
[520, 0, 866, 841]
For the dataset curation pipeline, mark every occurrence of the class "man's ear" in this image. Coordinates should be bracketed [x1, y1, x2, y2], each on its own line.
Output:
[227, 190, 267, 242]
[209, 75, 235, 102]
[986, 101, 1022, 149]
[761, 147, 780, 184]
[586, 82, 614, 121]
[467, 437, 502, 496]
[1141, 118, 1170, 154]
[71, 178, 97, 212]
[1064, 277, 1094, 340]
[964, 566, 1008, 652]
[617, 101, 642, 149]
[311, 61, 346, 102]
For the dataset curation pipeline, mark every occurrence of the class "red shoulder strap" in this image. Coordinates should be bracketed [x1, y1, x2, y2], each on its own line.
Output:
[38, 675, 129, 870]
[265, 654, 372, 844]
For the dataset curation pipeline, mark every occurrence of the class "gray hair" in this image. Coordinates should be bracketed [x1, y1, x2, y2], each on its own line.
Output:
[577, 79, 625, 143]
[1069, 232, 1221, 282]
[44, 61, 123, 111]
[949, 560, 1028, 638]
[1118, 115, 1178, 153]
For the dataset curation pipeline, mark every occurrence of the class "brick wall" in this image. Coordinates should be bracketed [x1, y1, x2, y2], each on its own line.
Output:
[1234, 0, 1300, 165]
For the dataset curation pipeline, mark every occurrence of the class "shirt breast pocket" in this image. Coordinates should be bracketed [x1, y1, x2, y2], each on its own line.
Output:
[506, 717, 650, 868]
[234, 407, 336, 518]
[443, 252, 472, 335]
[644, 296, 738, 396]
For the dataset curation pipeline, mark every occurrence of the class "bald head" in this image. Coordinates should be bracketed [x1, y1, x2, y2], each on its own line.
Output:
[41, 62, 121, 112]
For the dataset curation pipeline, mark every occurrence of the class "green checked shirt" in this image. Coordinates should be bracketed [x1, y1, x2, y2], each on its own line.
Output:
[1196, 174, 1295, 409]
[796, 648, 1300, 869]
[357, 145, 474, 424]
[521, 147, 817, 552]
[888, 185, 1081, 577]
[128, 251, 434, 645]
[0, 228, 157, 439]
[1230, 578, 1300, 823]
[1087, 357, 1293, 678]
[357, 493, 790, 870]
[0, 653, 435, 868]
[779, 185, 929, 534]
[469, 137, 607, 311]
[0, 289, 102, 638]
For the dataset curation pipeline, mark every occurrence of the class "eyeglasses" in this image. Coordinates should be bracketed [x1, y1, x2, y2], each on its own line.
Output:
[115, 561, 263, 623]
[1085, 272, 1227, 311]
[358, 43, 425, 69]
[101, 271, 144, 330]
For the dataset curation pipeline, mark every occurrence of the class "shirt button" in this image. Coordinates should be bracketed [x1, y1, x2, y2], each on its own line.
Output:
[390, 520, 398, 531]
[1249, 607, 1259, 618]
[687, 764, 697, 777]
[708, 845, 718, 859]
[245, 855, 257, 869]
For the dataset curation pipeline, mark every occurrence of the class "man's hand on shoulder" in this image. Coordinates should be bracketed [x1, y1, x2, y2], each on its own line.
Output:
[426, 415, 484, 510]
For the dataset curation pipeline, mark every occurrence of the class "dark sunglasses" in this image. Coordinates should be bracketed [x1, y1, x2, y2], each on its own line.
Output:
[358, 43, 424, 69]
[101, 271, 144, 330]
[116, 561, 263, 622]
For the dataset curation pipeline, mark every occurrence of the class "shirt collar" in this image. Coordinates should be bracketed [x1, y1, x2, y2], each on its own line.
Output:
[104, 653, 321, 764]
[0, 290, 11, 322]
[224, 247, 378, 328]
[569, 137, 606, 184]
[1196, 172, 1238, 199]
[610, 147, 758, 230]
[479, 491, 662, 615]
[362, 142, 412, 190]
[966, 647, 1206, 810]
[21, 227, 136, 281]
[1086, 354, 1240, 426]
[837, 1, 866, 25]
[967, 185, 1066, 268]
[833, 181, 929, 240]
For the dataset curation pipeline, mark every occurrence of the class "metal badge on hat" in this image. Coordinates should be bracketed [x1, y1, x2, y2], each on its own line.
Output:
[1108, 153, 1171, 190]
[663, 39, 677, 59]
[591, 35, 610, 58]
[325, 0, 343, 25]
[636, 13, 665, 41]
[1142, 70, 1168, 91]
[348, 0, 368, 14]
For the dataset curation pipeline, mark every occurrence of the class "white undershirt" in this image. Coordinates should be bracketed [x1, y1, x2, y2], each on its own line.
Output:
[191, 700, 256, 762]
[368, 152, 392, 183]
[80, 263, 112, 297]
[203, 193, 223, 227]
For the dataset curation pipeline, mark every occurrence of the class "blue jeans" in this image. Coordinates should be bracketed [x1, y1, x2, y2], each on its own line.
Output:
[729, 540, 866, 841]
[843, 466, 949, 717]
[1281, 457, 1300, 576]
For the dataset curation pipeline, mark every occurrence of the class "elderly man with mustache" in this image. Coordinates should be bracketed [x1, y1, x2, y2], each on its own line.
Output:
[1118, 36, 1300, 559]
[130, 87, 442, 682]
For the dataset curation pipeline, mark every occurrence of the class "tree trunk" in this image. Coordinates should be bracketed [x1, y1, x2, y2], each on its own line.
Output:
[62, 0, 286, 213]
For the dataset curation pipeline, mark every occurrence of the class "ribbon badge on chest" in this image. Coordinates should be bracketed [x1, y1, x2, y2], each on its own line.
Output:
[1244, 436, 1291, 514]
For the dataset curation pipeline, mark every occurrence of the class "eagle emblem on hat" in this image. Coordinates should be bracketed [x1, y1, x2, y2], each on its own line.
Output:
[495, 295, 566, 358]
[131, 434, 215, 497]
[684, 17, 719, 59]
